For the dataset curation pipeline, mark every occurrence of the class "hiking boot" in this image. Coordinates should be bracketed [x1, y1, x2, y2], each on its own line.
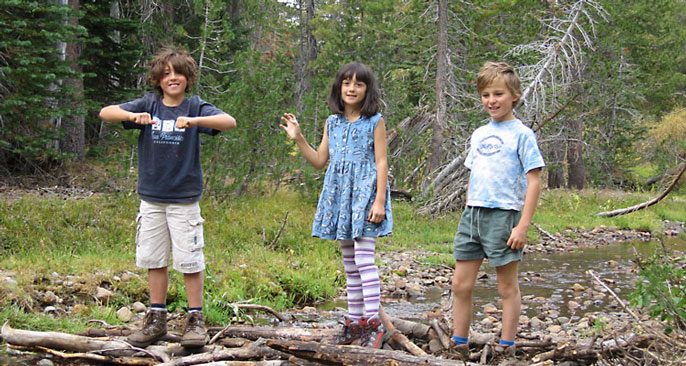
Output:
[181, 311, 208, 348]
[360, 315, 386, 349]
[452, 343, 470, 360]
[127, 310, 167, 348]
[323, 317, 363, 345]
[494, 344, 516, 357]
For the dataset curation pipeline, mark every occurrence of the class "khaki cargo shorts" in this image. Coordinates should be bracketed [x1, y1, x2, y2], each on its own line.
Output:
[135, 200, 206, 273]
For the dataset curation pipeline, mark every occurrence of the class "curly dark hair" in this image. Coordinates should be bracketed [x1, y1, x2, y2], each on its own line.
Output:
[148, 46, 197, 95]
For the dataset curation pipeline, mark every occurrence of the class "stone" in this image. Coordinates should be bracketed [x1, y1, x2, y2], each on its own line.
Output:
[435, 276, 448, 283]
[72, 304, 89, 315]
[43, 291, 58, 305]
[572, 283, 585, 292]
[484, 303, 499, 314]
[132, 301, 147, 313]
[568, 300, 582, 311]
[547, 324, 562, 333]
[406, 283, 423, 297]
[116, 307, 134, 322]
[44, 306, 57, 314]
[95, 287, 114, 302]
[302, 306, 317, 314]
[37, 359, 54, 366]
[394, 278, 407, 289]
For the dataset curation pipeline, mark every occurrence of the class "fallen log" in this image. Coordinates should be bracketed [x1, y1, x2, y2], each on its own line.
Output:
[378, 308, 426, 356]
[594, 163, 686, 217]
[156, 341, 293, 366]
[267, 339, 480, 366]
[192, 362, 299, 366]
[1, 321, 134, 354]
[207, 326, 337, 343]
[37, 346, 155, 366]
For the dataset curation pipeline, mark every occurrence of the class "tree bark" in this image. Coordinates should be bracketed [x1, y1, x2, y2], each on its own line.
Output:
[566, 117, 585, 189]
[548, 142, 565, 188]
[266, 339, 479, 366]
[1, 321, 133, 354]
[61, 0, 85, 161]
[427, 0, 448, 178]
[295, 0, 317, 116]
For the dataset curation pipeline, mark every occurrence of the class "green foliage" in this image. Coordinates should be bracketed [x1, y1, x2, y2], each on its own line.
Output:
[0, 0, 88, 171]
[630, 242, 686, 333]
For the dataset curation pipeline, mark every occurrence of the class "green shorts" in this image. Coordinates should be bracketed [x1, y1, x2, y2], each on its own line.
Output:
[453, 206, 522, 267]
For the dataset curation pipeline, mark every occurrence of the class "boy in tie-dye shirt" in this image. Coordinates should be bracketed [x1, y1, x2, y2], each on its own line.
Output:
[450, 62, 544, 358]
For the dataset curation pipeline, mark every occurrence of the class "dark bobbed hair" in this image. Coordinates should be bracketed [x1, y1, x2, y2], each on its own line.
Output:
[148, 46, 197, 95]
[327, 62, 381, 117]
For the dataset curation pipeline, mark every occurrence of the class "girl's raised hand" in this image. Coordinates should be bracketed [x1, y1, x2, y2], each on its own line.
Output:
[280, 113, 302, 140]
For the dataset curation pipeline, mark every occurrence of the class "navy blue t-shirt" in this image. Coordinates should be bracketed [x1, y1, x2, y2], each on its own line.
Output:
[120, 93, 224, 203]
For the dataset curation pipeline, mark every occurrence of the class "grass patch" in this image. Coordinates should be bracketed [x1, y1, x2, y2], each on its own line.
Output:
[1, 186, 684, 331]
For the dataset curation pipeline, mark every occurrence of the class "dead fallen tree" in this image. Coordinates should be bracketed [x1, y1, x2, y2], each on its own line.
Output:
[266, 339, 477, 366]
[4, 311, 685, 366]
[594, 163, 686, 217]
[1, 320, 134, 354]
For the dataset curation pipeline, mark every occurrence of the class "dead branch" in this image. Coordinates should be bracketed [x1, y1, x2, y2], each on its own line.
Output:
[207, 326, 337, 343]
[588, 270, 640, 321]
[532, 222, 557, 241]
[1, 321, 134, 355]
[266, 339, 481, 366]
[378, 308, 426, 356]
[594, 163, 686, 217]
[156, 341, 290, 366]
[268, 211, 290, 249]
[37, 346, 154, 366]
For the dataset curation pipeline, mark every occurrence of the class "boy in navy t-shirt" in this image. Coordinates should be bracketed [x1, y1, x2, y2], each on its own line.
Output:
[99, 46, 236, 348]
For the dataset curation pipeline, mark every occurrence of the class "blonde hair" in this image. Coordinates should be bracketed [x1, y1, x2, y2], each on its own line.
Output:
[476, 62, 522, 102]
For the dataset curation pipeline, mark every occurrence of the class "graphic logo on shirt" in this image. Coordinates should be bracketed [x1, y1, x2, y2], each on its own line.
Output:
[476, 135, 503, 156]
[151, 117, 185, 145]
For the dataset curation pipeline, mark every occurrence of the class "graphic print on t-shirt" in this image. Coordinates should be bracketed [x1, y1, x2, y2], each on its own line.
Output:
[150, 116, 186, 145]
[476, 135, 503, 156]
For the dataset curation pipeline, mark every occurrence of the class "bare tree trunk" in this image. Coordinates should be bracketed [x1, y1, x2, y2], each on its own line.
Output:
[547, 143, 565, 188]
[295, 0, 317, 116]
[60, 0, 85, 161]
[428, 0, 448, 178]
[567, 117, 585, 189]
[225, 0, 241, 23]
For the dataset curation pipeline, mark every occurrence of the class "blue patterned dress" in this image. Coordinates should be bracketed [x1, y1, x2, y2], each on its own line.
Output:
[312, 113, 393, 240]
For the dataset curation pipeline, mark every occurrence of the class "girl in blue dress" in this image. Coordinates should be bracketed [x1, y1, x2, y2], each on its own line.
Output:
[281, 62, 392, 348]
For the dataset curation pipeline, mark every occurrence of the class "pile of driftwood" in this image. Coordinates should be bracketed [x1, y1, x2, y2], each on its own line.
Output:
[3, 303, 685, 366]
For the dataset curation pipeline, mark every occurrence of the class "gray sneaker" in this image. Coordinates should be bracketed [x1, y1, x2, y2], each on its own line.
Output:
[127, 310, 167, 348]
[181, 311, 209, 348]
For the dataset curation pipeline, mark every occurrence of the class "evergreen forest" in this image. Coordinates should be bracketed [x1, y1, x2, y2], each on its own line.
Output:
[1, 0, 685, 203]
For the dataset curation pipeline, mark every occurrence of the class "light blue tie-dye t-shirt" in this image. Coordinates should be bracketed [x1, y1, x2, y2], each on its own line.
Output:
[465, 119, 545, 211]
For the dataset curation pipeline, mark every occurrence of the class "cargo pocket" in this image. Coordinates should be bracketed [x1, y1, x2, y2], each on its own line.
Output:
[187, 216, 205, 252]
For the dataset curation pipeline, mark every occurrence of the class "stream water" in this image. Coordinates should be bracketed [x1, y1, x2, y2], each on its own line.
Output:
[321, 237, 686, 323]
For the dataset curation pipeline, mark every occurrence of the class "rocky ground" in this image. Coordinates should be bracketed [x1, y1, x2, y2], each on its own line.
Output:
[1, 184, 684, 364]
